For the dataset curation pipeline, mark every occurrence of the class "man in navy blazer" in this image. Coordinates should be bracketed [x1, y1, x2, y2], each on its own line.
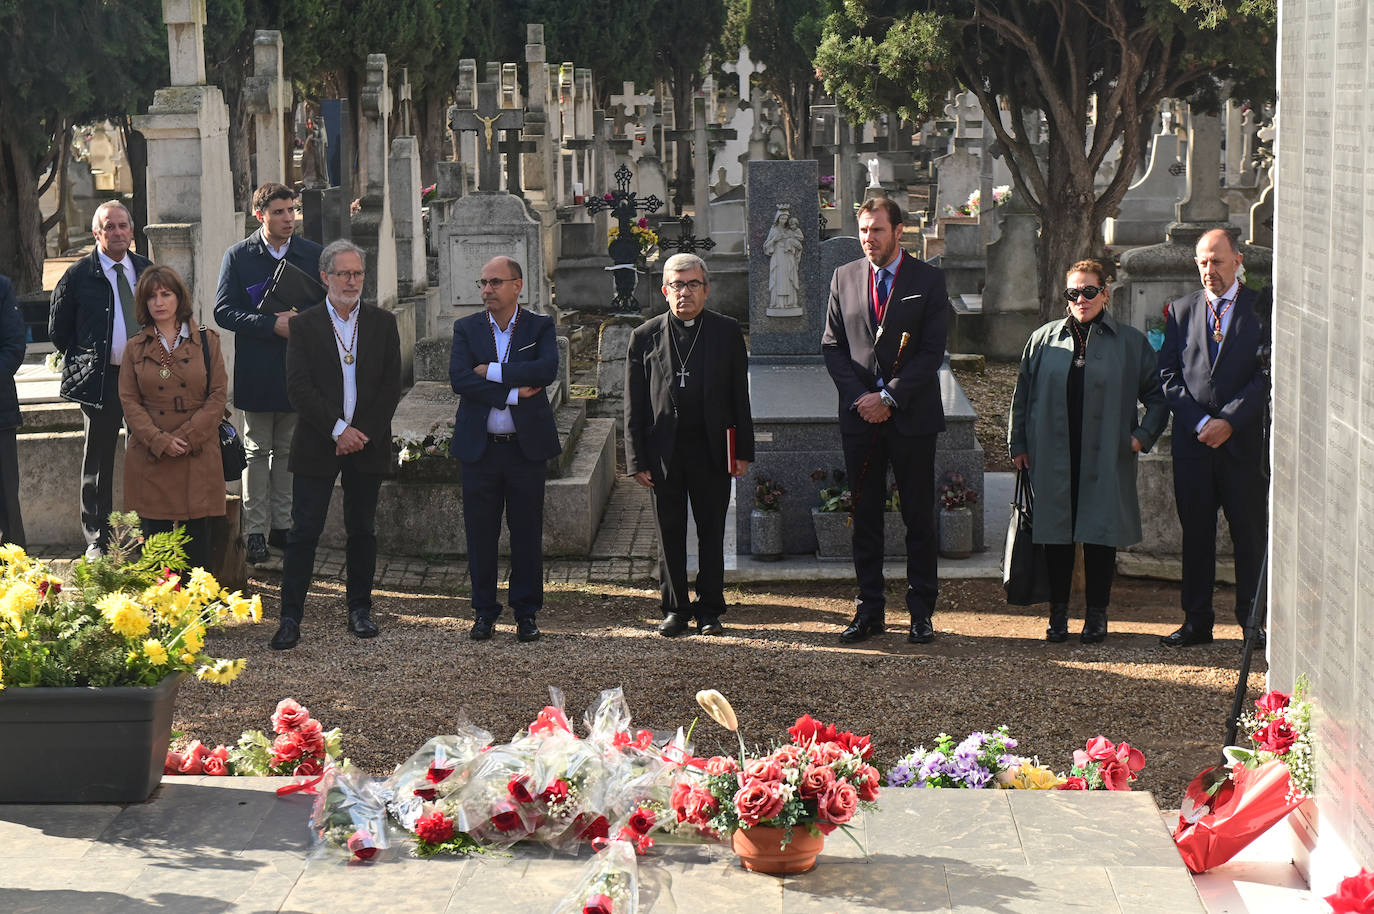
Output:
[1158, 228, 1270, 647]
[822, 197, 949, 645]
[450, 256, 561, 643]
[214, 183, 324, 565]
[49, 201, 152, 557]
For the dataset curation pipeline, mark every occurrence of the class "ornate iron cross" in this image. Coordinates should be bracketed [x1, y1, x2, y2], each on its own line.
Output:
[586, 164, 663, 310]
[664, 215, 716, 255]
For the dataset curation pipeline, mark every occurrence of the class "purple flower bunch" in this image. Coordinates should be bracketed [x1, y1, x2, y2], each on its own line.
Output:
[886, 726, 1020, 789]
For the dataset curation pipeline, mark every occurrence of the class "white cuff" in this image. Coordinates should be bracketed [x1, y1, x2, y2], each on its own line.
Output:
[331, 419, 348, 440]
[487, 362, 503, 384]
[505, 388, 519, 406]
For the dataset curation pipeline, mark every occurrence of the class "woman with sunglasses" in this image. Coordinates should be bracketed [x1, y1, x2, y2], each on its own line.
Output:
[1008, 259, 1168, 643]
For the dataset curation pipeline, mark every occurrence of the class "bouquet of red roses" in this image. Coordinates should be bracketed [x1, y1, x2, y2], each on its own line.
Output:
[669, 692, 880, 848]
[1056, 736, 1146, 791]
[1173, 679, 1313, 873]
[1328, 868, 1374, 913]
[228, 698, 344, 782]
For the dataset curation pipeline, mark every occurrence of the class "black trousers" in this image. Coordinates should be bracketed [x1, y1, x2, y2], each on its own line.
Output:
[461, 438, 547, 621]
[280, 460, 382, 622]
[79, 366, 123, 549]
[842, 425, 938, 621]
[0, 427, 25, 547]
[141, 517, 211, 571]
[1173, 449, 1267, 629]
[650, 433, 731, 619]
[1044, 543, 1117, 607]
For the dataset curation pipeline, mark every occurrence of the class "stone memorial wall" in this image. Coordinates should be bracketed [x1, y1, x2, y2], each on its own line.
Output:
[1269, 0, 1373, 890]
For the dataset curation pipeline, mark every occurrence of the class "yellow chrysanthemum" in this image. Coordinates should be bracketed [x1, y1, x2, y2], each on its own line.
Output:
[143, 639, 168, 666]
[180, 651, 197, 665]
[0, 543, 28, 566]
[225, 592, 262, 622]
[1, 581, 40, 620]
[98, 593, 152, 639]
[182, 624, 205, 654]
[187, 568, 220, 604]
[1003, 763, 1065, 790]
[196, 657, 246, 685]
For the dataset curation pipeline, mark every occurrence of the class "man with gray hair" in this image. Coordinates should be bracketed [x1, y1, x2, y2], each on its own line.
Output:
[626, 252, 754, 637]
[269, 240, 402, 650]
[49, 201, 153, 557]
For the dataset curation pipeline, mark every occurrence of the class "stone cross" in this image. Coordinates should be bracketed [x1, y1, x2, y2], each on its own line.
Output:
[575, 69, 594, 139]
[501, 63, 521, 109]
[610, 81, 653, 120]
[946, 91, 982, 139]
[359, 54, 392, 199]
[398, 67, 413, 136]
[449, 81, 525, 192]
[721, 45, 766, 101]
[244, 29, 289, 185]
[524, 24, 553, 195]
[164, 0, 207, 86]
[558, 63, 576, 141]
[1171, 104, 1229, 233]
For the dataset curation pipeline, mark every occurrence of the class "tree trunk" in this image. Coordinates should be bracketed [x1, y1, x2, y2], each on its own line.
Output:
[0, 130, 45, 294]
[1036, 131, 1101, 322]
[122, 122, 149, 258]
[416, 94, 449, 187]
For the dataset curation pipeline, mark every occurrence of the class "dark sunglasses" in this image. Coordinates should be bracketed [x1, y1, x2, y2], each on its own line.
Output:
[1063, 286, 1104, 302]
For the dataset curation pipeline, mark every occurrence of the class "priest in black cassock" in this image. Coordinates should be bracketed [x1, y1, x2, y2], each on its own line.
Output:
[625, 252, 754, 637]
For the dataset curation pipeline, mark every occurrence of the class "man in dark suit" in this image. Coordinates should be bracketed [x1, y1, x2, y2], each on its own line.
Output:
[1158, 228, 1270, 648]
[0, 274, 27, 546]
[625, 253, 754, 637]
[822, 197, 949, 645]
[450, 256, 561, 643]
[214, 183, 324, 565]
[49, 201, 152, 557]
[269, 240, 402, 650]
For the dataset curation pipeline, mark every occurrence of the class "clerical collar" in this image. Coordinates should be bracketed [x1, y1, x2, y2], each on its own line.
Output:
[669, 312, 698, 328]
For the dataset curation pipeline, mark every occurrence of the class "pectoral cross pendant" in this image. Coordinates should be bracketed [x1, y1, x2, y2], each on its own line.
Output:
[676, 366, 690, 388]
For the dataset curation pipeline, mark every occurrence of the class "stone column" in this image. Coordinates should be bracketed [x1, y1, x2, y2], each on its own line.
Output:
[390, 136, 426, 295]
[244, 30, 289, 186]
[693, 96, 710, 237]
[352, 53, 397, 309]
[524, 24, 553, 197]
[1166, 105, 1231, 245]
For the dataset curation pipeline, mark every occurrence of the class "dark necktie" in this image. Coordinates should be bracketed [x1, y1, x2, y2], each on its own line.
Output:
[113, 263, 138, 338]
[874, 269, 890, 325]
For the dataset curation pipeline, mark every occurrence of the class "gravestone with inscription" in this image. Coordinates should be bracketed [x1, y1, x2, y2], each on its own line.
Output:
[1266, 0, 1374, 896]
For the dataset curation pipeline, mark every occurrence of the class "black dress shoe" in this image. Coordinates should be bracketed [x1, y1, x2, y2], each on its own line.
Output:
[516, 617, 542, 642]
[907, 617, 935, 644]
[471, 618, 495, 640]
[658, 613, 690, 637]
[269, 618, 300, 651]
[839, 615, 883, 644]
[245, 534, 269, 565]
[268, 528, 289, 549]
[1160, 623, 1213, 647]
[697, 616, 724, 636]
[1080, 607, 1107, 644]
[348, 608, 380, 638]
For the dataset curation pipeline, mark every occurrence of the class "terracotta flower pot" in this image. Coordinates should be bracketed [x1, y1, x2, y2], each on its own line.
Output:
[731, 824, 825, 874]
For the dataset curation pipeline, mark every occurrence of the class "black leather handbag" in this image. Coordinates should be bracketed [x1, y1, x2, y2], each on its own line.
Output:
[200, 329, 246, 482]
[1003, 468, 1051, 605]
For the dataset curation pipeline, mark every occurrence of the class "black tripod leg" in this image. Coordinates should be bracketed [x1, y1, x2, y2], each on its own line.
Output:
[1223, 549, 1270, 750]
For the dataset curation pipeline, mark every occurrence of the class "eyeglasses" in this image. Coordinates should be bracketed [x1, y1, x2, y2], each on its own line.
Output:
[329, 270, 365, 282]
[665, 280, 706, 292]
[475, 278, 518, 289]
[1063, 286, 1104, 302]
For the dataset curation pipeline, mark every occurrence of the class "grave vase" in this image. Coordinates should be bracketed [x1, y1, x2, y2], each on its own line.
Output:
[811, 508, 907, 558]
[732, 824, 825, 874]
[0, 672, 186, 803]
[750, 509, 783, 561]
[939, 506, 974, 559]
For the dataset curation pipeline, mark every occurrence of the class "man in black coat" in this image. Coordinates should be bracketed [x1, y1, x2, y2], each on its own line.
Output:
[215, 183, 324, 565]
[1158, 228, 1270, 648]
[269, 241, 402, 650]
[822, 197, 949, 645]
[626, 252, 754, 637]
[49, 201, 152, 557]
[449, 256, 561, 643]
[0, 275, 27, 546]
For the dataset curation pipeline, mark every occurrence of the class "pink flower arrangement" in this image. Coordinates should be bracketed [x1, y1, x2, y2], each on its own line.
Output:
[1057, 735, 1146, 791]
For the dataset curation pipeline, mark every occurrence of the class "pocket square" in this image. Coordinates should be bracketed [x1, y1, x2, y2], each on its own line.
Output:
[517, 342, 537, 351]
[901, 294, 923, 302]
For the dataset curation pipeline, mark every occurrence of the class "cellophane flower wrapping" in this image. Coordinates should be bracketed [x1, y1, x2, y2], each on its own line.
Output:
[384, 721, 493, 832]
[309, 765, 396, 861]
[1172, 760, 1305, 874]
[549, 838, 640, 914]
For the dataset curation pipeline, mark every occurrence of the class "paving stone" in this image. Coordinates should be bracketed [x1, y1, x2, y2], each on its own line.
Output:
[0, 804, 122, 859]
[946, 863, 1118, 912]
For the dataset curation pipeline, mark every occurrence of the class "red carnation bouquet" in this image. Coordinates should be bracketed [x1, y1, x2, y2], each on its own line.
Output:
[1173, 677, 1314, 873]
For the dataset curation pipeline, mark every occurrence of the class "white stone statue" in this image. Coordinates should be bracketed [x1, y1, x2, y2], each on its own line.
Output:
[764, 203, 804, 317]
[866, 154, 882, 188]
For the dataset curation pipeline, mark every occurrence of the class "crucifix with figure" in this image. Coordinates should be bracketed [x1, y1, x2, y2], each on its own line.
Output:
[448, 81, 524, 192]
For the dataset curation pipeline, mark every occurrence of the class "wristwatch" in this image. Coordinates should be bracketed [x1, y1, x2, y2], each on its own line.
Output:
[878, 390, 897, 409]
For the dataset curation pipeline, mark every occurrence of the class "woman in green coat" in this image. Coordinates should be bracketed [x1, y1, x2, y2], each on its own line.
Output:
[1008, 259, 1168, 644]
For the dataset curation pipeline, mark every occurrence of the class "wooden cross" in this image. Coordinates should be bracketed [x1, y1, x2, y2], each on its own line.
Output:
[448, 81, 524, 192]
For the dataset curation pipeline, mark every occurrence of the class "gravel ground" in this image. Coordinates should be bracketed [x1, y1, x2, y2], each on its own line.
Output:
[177, 576, 1265, 809]
[952, 360, 1019, 473]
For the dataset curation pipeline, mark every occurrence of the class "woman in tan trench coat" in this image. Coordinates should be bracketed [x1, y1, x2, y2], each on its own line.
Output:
[119, 265, 227, 569]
